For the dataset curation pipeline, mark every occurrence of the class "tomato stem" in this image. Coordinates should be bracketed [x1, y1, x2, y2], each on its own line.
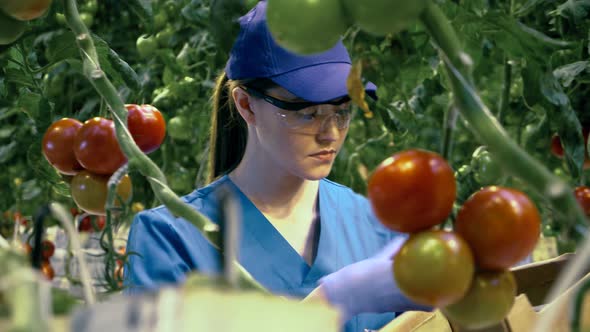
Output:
[62, 0, 267, 293]
[420, 4, 590, 330]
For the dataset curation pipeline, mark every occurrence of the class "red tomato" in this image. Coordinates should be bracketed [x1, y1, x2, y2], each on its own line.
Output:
[550, 134, 564, 158]
[70, 171, 133, 215]
[70, 207, 80, 217]
[42, 118, 84, 175]
[368, 149, 456, 233]
[126, 104, 166, 154]
[41, 240, 55, 259]
[78, 215, 106, 232]
[443, 271, 516, 329]
[41, 260, 54, 280]
[394, 230, 475, 307]
[73, 117, 127, 175]
[456, 186, 541, 270]
[574, 186, 590, 217]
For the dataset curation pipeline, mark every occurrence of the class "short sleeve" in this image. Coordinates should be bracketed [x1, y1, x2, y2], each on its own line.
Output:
[123, 210, 192, 294]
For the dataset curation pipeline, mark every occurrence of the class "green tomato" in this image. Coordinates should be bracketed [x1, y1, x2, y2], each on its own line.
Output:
[154, 11, 168, 30]
[166, 163, 194, 194]
[266, 0, 349, 55]
[79, 12, 94, 28]
[170, 76, 200, 101]
[156, 26, 174, 47]
[471, 146, 504, 186]
[82, 0, 98, 15]
[0, 10, 26, 45]
[443, 271, 516, 330]
[167, 116, 192, 141]
[136, 34, 158, 58]
[342, 0, 429, 36]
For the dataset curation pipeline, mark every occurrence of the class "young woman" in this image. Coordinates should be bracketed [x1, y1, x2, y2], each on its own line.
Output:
[124, 1, 427, 331]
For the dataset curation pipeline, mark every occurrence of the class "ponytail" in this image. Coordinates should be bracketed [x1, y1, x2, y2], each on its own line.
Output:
[207, 73, 278, 183]
[207, 72, 248, 183]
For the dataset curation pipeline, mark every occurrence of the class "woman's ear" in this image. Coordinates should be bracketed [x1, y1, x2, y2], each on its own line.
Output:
[232, 87, 256, 125]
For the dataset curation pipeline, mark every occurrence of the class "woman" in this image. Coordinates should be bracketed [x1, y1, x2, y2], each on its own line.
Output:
[124, 1, 426, 331]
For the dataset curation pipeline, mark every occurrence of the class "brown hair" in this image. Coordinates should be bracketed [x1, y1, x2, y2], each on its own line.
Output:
[207, 72, 277, 183]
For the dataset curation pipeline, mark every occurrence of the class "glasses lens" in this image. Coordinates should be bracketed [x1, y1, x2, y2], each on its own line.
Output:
[275, 104, 352, 133]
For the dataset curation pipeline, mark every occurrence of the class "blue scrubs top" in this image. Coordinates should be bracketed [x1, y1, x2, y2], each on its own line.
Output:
[125, 175, 402, 332]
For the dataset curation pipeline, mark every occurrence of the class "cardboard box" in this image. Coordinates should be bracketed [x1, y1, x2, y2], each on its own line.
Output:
[380, 253, 590, 332]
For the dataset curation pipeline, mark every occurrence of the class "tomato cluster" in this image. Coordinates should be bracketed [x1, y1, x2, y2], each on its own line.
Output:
[266, 0, 429, 54]
[368, 149, 541, 329]
[42, 104, 166, 216]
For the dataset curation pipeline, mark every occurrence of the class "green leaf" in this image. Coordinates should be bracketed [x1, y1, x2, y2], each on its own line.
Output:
[516, 0, 552, 17]
[553, 61, 589, 88]
[16, 92, 42, 119]
[551, 0, 590, 25]
[483, 14, 573, 64]
[0, 126, 15, 139]
[210, 0, 249, 56]
[4, 68, 34, 88]
[45, 32, 80, 64]
[540, 71, 570, 107]
[0, 141, 18, 163]
[126, 0, 154, 32]
[107, 48, 141, 91]
[21, 179, 41, 200]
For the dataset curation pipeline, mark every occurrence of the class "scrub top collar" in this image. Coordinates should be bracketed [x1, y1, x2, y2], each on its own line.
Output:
[223, 175, 338, 297]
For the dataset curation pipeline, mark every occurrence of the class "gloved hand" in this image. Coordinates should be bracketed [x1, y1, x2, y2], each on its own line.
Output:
[319, 237, 431, 321]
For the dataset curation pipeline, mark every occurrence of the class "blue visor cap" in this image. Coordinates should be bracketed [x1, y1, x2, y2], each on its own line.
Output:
[224, 1, 376, 103]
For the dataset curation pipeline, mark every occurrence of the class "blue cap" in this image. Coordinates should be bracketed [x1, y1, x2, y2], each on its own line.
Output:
[224, 1, 376, 103]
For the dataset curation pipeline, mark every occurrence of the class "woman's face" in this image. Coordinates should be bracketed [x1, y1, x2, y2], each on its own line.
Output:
[247, 86, 351, 181]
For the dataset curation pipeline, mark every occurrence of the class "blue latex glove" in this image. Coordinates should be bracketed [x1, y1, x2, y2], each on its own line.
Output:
[319, 237, 431, 321]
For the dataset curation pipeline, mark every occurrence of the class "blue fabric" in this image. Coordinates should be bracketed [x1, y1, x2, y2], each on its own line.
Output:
[125, 175, 402, 332]
[224, 0, 376, 103]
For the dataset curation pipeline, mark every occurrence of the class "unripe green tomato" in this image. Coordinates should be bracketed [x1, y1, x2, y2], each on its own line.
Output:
[471, 146, 504, 186]
[167, 116, 192, 141]
[156, 26, 174, 47]
[79, 12, 94, 28]
[342, 0, 429, 36]
[153, 11, 168, 30]
[443, 271, 516, 330]
[82, 0, 98, 15]
[0, 10, 26, 45]
[55, 12, 67, 26]
[136, 34, 158, 58]
[266, 0, 349, 55]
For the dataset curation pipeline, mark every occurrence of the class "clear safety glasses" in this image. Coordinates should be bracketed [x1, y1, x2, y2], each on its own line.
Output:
[243, 86, 353, 134]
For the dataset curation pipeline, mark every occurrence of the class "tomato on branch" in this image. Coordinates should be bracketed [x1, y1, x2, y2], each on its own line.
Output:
[455, 186, 541, 271]
[342, 0, 429, 36]
[368, 149, 456, 233]
[42, 118, 84, 175]
[442, 271, 516, 329]
[393, 230, 475, 307]
[70, 171, 132, 216]
[126, 104, 166, 154]
[73, 117, 127, 175]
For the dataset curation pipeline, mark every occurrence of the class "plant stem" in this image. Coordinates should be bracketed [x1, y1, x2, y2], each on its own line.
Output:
[62, 0, 266, 293]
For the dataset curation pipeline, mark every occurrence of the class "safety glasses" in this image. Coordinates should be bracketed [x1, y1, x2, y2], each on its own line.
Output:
[242, 86, 353, 133]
